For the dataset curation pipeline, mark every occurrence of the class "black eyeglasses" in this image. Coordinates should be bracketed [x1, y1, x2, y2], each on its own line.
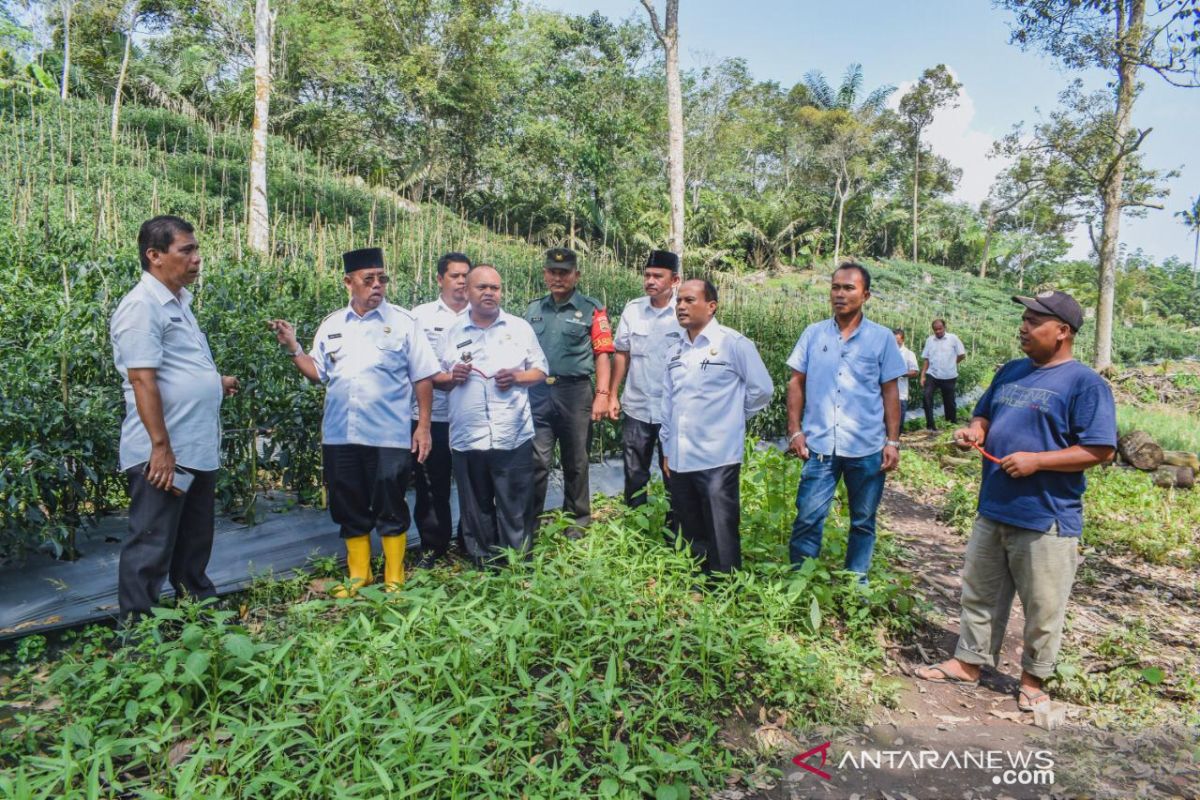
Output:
[359, 274, 391, 286]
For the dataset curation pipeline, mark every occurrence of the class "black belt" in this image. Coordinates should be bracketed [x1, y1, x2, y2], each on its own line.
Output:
[544, 374, 590, 385]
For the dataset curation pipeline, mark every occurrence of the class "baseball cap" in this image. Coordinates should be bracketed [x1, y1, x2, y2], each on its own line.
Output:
[1011, 290, 1084, 332]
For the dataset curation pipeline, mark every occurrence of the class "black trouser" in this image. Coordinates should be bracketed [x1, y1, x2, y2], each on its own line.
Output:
[668, 464, 742, 573]
[453, 441, 535, 563]
[323, 444, 412, 538]
[923, 376, 958, 428]
[529, 378, 593, 528]
[622, 415, 674, 533]
[119, 465, 218, 620]
[411, 420, 454, 554]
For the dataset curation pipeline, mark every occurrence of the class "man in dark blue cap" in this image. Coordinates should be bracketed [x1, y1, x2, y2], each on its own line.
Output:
[525, 247, 614, 536]
[270, 248, 440, 595]
[607, 249, 683, 524]
[916, 290, 1116, 714]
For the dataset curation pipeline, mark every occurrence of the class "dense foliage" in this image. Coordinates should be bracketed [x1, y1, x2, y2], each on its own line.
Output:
[0, 452, 921, 798]
[2, 89, 1198, 562]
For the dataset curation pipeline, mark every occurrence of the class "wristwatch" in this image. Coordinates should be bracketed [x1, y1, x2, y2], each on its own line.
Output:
[287, 345, 304, 358]
[886, 440, 902, 449]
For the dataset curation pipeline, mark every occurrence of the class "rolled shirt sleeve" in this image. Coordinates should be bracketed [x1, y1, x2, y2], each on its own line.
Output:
[111, 300, 164, 370]
[879, 335, 910, 384]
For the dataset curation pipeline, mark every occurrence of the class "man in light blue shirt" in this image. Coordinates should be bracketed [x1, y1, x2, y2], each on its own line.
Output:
[435, 266, 547, 564]
[786, 262, 906, 578]
[660, 279, 773, 574]
[270, 248, 439, 595]
[110, 216, 239, 622]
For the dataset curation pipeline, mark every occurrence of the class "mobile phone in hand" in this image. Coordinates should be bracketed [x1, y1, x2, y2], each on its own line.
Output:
[170, 467, 195, 496]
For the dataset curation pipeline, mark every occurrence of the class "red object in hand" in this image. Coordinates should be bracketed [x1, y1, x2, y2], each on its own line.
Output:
[972, 440, 1002, 464]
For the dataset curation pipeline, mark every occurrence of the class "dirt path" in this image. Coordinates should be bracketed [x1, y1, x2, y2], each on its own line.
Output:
[735, 486, 1198, 800]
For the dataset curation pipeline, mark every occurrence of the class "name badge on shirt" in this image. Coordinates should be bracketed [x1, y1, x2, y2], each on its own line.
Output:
[328, 333, 343, 340]
[666, 331, 680, 338]
[170, 316, 183, 322]
[456, 339, 473, 349]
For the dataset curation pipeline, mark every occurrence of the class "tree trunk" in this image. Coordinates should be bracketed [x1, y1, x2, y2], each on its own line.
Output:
[1192, 227, 1198, 288]
[59, 0, 72, 100]
[110, 15, 135, 142]
[1094, 0, 1142, 371]
[665, 28, 684, 260]
[247, 0, 272, 255]
[978, 207, 995, 279]
[834, 188, 846, 266]
[1118, 430, 1163, 471]
[641, 0, 684, 262]
[911, 143, 920, 263]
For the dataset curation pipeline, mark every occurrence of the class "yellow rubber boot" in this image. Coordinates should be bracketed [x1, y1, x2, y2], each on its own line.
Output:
[332, 536, 372, 598]
[382, 535, 406, 592]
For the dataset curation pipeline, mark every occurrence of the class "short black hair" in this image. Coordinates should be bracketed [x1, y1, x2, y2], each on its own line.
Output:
[832, 260, 871, 292]
[932, 318, 946, 327]
[893, 327, 905, 337]
[138, 215, 194, 271]
[700, 279, 718, 303]
[437, 251, 472, 277]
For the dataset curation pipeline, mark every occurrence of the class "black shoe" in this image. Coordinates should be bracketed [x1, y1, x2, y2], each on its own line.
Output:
[414, 551, 444, 570]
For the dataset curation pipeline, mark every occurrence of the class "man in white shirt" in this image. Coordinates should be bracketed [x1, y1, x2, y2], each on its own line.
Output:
[269, 248, 439, 596]
[660, 279, 774, 574]
[434, 266, 548, 565]
[410, 252, 471, 568]
[920, 318, 967, 431]
[893, 328, 920, 423]
[110, 216, 239, 622]
[607, 250, 683, 522]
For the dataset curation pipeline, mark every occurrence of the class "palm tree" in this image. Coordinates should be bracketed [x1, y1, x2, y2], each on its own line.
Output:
[1176, 196, 1200, 287]
[802, 63, 894, 114]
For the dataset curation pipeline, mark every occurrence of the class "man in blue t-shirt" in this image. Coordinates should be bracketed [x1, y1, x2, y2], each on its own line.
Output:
[916, 290, 1116, 713]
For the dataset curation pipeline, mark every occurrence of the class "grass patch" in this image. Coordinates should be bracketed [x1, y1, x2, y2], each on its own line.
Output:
[1116, 403, 1200, 454]
[0, 446, 919, 798]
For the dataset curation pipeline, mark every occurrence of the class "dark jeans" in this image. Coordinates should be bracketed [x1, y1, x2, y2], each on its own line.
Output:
[788, 450, 886, 576]
[923, 376, 958, 429]
[529, 379, 593, 528]
[453, 440, 535, 563]
[323, 444, 412, 538]
[119, 465, 218, 620]
[411, 420, 454, 554]
[669, 464, 741, 573]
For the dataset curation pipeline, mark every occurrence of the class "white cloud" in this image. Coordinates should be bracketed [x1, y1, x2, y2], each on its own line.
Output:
[890, 68, 1009, 208]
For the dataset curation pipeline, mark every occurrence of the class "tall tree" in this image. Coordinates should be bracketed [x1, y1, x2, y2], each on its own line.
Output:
[1001, 0, 1200, 369]
[247, 0, 272, 254]
[639, 0, 683, 259]
[110, 0, 137, 140]
[58, 0, 75, 98]
[897, 64, 960, 264]
[1178, 196, 1200, 285]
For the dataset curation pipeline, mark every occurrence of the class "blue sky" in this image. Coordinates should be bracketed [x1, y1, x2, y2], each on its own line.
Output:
[537, 0, 1200, 265]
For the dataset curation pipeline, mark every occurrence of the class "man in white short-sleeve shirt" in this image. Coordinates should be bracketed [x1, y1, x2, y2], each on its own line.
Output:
[920, 318, 967, 431]
[607, 249, 683, 522]
[409, 252, 471, 568]
[434, 266, 547, 564]
[270, 247, 438, 596]
[110, 215, 239, 622]
[894, 328, 920, 422]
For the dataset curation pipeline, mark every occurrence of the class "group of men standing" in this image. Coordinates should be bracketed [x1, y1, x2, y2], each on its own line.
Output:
[112, 215, 1119, 714]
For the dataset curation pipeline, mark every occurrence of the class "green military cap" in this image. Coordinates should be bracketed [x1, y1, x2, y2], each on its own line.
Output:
[544, 247, 578, 270]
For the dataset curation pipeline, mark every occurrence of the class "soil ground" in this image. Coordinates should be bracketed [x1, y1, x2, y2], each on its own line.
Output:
[728, 481, 1199, 800]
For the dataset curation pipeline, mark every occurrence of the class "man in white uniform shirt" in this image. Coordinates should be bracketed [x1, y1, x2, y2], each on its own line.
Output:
[607, 249, 683, 522]
[660, 279, 774, 574]
[110, 216, 239, 622]
[410, 252, 471, 568]
[435, 266, 548, 565]
[893, 328, 920, 423]
[270, 248, 439, 596]
[920, 318, 967, 431]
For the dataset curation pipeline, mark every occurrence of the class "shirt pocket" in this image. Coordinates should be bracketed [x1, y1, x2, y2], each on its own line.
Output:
[851, 352, 881, 385]
[376, 334, 410, 372]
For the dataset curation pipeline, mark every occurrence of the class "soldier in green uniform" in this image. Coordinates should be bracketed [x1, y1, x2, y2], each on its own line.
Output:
[525, 248, 615, 535]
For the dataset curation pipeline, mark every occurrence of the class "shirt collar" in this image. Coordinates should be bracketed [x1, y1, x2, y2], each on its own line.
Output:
[646, 294, 676, 317]
[345, 303, 386, 322]
[140, 271, 191, 308]
[465, 309, 510, 331]
[437, 296, 468, 316]
[684, 318, 724, 349]
[548, 290, 579, 310]
[827, 314, 871, 342]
